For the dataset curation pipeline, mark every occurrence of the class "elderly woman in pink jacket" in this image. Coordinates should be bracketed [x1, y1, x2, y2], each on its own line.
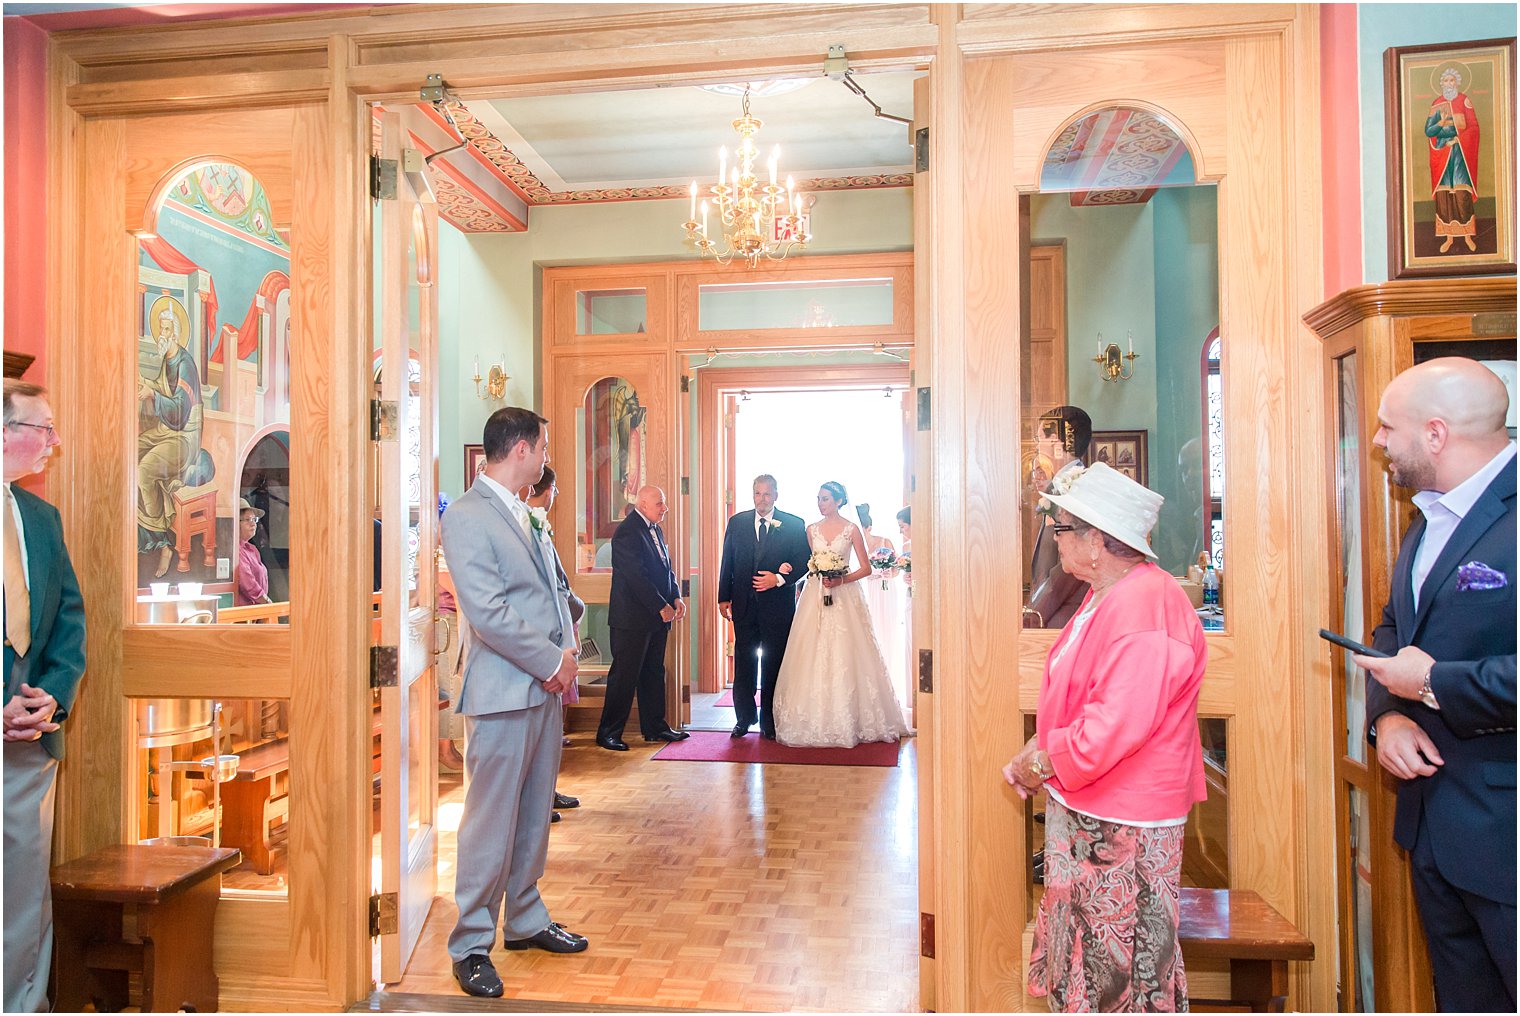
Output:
[1003, 463, 1208, 1013]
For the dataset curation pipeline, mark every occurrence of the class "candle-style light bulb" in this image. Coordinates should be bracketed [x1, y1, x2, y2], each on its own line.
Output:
[474, 355, 480, 377]
[1097, 333, 1104, 357]
[1127, 330, 1134, 355]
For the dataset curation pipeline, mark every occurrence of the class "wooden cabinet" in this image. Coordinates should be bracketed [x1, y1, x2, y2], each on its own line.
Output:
[1306, 277, 1516, 1011]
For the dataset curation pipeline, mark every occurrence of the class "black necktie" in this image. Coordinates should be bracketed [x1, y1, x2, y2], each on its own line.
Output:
[757, 516, 769, 555]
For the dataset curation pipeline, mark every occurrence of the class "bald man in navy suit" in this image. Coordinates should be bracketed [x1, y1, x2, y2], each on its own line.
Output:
[1357, 358, 1515, 1012]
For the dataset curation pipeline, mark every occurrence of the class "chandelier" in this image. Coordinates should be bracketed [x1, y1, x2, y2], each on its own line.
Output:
[682, 86, 810, 267]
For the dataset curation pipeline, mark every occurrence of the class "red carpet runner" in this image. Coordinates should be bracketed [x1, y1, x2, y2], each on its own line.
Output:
[652, 730, 901, 767]
[711, 689, 761, 708]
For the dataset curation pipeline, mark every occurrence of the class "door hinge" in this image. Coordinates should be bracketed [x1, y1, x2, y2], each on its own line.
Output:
[920, 912, 935, 958]
[916, 387, 931, 431]
[419, 72, 446, 103]
[681, 579, 691, 598]
[371, 399, 399, 441]
[914, 127, 930, 173]
[370, 155, 398, 201]
[370, 892, 398, 937]
[680, 476, 690, 495]
[918, 648, 932, 694]
[724, 488, 734, 506]
[680, 375, 691, 393]
[370, 645, 399, 688]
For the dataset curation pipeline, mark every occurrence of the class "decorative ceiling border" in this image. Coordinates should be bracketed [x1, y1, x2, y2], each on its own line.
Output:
[435, 99, 911, 206]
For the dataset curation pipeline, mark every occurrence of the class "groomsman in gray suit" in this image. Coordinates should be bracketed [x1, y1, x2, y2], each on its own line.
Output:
[442, 407, 588, 999]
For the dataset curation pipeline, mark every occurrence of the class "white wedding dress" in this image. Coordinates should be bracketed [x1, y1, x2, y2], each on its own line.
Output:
[773, 522, 909, 748]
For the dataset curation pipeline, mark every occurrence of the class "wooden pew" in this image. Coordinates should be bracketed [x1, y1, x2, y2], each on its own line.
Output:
[1180, 887, 1315, 1012]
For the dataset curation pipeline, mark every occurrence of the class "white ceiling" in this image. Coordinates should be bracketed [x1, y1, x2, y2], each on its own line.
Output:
[475, 71, 920, 191]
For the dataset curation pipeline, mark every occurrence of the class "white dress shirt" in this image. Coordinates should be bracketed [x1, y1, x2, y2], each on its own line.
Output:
[5, 482, 29, 587]
[1410, 441, 1516, 609]
[476, 473, 530, 536]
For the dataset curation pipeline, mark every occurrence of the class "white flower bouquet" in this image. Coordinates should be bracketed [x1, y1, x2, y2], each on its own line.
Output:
[807, 548, 850, 606]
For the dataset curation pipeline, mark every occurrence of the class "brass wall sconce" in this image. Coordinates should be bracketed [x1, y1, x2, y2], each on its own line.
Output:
[472, 355, 509, 401]
[1092, 332, 1140, 383]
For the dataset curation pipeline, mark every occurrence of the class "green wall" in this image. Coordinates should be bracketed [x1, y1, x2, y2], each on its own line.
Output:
[1031, 186, 1219, 574]
[436, 186, 913, 497]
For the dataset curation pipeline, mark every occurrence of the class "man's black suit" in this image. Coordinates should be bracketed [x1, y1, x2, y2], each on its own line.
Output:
[717, 509, 810, 736]
[597, 509, 681, 741]
[1367, 455, 1516, 1012]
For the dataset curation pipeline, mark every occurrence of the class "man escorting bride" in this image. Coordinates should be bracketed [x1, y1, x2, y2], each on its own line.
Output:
[773, 481, 908, 748]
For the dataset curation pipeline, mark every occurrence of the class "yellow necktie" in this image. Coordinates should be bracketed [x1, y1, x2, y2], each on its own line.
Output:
[4, 487, 31, 657]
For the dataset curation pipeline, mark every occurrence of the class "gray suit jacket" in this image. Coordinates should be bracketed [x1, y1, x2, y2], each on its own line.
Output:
[443, 477, 574, 717]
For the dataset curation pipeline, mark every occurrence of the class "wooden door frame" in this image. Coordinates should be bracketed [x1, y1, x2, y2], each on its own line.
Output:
[43, 3, 1333, 1010]
[694, 363, 913, 711]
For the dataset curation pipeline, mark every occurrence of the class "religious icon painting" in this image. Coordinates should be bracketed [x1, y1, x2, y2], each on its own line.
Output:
[1385, 38, 1516, 279]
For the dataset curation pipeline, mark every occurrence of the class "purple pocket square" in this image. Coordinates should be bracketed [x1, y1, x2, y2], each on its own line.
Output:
[1456, 561, 1509, 592]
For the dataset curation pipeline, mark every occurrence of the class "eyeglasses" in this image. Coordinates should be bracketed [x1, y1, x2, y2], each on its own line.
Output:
[7, 421, 56, 437]
[1051, 523, 1084, 535]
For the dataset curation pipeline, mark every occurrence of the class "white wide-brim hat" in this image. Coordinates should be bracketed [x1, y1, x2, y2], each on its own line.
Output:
[238, 497, 265, 519]
[1040, 462, 1163, 560]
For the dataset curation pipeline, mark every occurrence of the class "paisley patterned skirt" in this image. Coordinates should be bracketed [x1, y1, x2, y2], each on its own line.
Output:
[1029, 799, 1188, 1013]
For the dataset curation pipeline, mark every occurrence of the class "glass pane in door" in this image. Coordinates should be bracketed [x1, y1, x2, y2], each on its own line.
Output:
[134, 162, 294, 622]
[1336, 353, 1367, 762]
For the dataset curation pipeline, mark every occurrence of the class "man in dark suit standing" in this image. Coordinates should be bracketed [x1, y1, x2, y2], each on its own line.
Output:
[717, 474, 810, 740]
[596, 485, 689, 750]
[3, 380, 87, 1013]
[1027, 405, 1091, 628]
[1356, 357, 1515, 1012]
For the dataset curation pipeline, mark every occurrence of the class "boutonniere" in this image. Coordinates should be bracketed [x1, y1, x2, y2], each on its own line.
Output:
[766, 517, 782, 531]
[1456, 560, 1508, 592]
[527, 506, 552, 539]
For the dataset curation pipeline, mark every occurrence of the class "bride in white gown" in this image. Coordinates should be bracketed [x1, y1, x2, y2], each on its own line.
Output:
[773, 481, 909, 748]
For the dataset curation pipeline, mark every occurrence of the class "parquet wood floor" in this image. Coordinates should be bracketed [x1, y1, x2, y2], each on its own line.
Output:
[389, 737, 921, 1012]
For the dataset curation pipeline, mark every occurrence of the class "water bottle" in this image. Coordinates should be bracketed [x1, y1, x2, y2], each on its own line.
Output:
[1201, 564, 1220, 609]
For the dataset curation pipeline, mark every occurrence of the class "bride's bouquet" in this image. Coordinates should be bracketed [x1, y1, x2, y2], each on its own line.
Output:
[870, 546, 899, 589]
[807, 548, 849, 606]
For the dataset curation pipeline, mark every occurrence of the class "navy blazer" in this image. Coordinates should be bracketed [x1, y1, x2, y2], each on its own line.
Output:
[1367, 455, 1516, 905]
[3, 485, 87, 761]
[716, 509, 811, 629]
[606, 510, 680, 632]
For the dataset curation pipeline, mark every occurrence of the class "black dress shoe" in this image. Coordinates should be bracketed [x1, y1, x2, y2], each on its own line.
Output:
[643, 728, 690, 743]
[731, 724, 749, 738]
[551, 810, 562, 823]
[760, 730, 777, 741]
[554, 791, 580, 809]
[505, 922, 589, 954]
[452, 954, 503, 997]
[596, 735, 629, 751]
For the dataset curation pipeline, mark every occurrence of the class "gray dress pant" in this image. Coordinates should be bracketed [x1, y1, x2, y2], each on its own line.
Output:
[447, 699, 561, 960]
[4, 739, 58, 1013]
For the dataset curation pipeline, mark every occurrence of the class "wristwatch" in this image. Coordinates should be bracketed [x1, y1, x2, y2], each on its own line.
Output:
[1418, 667, 1439, 710]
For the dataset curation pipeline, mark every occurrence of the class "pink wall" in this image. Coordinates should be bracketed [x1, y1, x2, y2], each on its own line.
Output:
[4, 19, 50, 496]
[1320, 4, 1363, 298]
[4, 17, 48, 383]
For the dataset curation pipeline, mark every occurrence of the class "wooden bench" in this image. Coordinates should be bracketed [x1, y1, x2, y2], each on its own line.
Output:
[220, 738, 291, 875]
[1180, 887, 1315, 1012]
[51, 844, 240, 1013]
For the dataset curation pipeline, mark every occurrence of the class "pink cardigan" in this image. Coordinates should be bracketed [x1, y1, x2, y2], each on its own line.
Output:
[1037, 562, 1208, 823]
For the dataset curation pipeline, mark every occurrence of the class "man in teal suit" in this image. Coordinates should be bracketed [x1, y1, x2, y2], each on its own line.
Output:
[4, 379, 87, 1013]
